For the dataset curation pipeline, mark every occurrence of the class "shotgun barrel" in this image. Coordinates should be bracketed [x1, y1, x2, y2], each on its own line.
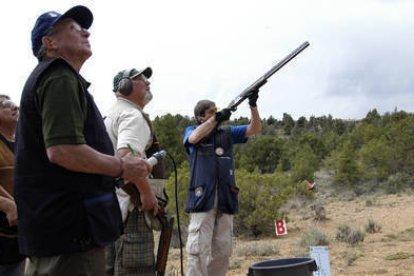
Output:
[226, 41, 310, 111]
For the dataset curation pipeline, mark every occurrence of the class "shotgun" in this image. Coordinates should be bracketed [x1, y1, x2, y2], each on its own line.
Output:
[155, 212, 174, 276]
[226, 41, 310, 111]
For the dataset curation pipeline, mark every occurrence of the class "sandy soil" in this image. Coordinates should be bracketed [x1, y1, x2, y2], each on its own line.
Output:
[165, 186, 414, 275]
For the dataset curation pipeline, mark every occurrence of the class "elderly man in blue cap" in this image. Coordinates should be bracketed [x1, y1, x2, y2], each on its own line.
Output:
[14, 5, 158, 275]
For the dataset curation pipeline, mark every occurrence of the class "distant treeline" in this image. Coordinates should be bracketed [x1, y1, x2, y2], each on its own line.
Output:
[152, 109, 414, 236]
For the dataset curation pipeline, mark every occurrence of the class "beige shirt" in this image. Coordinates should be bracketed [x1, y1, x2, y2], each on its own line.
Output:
[104, 98, 152, 220]
[104, 98, 152, 157]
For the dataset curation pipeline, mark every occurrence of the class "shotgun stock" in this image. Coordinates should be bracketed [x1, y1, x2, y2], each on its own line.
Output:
[155, 213, 174, 276]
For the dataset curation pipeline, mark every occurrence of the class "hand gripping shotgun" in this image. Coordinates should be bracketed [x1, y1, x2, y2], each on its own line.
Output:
[147, 151, 175, 276]
[142, 151, 175, 276]
[117, 149, 174, 276]
[226, 41, 310, 111]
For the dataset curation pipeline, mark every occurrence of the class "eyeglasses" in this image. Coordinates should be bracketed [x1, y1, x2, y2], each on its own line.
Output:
[0, 100, 17, 109]
[204, 106, 217, 116]
[133, 74, 149, 83]
[139, 75, 149, 83]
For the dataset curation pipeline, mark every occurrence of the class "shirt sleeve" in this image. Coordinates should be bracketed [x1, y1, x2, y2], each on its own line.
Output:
[37, 66, 87, 148]
[183, 126, 196, 154]
[116, 110, 151, 157]
[230, 125, 248, 144]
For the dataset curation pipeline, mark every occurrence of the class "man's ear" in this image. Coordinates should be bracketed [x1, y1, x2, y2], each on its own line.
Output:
[196, 116, 204, 124]
[41, 36, 58, 51]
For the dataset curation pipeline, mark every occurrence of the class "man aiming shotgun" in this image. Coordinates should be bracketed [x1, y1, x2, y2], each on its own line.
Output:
[182, 41, 309, 276]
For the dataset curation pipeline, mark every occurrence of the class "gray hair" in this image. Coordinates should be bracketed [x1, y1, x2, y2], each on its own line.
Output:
[0, 95, 10, 101]
[37, 44, 48, 61]
[0, 94, 11, 108]
[35, 22, 61, 61]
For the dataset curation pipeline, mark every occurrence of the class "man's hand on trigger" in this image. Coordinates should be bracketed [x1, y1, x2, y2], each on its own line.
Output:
[215, 108, 232, 123]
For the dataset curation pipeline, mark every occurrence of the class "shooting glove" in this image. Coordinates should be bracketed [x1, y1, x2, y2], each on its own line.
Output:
[215, 108, 232, 123]
[248, 90, 259, 107]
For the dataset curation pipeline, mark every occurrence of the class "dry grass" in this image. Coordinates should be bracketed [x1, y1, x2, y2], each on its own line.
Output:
[164, 186, 414, 275]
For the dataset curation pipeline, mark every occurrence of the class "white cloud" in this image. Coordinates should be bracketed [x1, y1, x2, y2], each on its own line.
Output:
[2, 0, 413, 120]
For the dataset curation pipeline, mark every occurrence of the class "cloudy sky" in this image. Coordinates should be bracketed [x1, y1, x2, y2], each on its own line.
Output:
[2, 0, 414, 120]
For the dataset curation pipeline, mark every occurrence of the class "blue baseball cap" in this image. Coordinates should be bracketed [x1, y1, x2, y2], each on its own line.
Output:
[31, 5, 93, 57]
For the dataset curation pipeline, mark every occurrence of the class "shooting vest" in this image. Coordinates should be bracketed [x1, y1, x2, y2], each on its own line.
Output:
[14, 58, 122, 256]
[186, 126, 239, 214]
[136, 107, 165, 180]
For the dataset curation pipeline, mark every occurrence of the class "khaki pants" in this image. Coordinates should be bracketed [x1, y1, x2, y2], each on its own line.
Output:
[26, 247, 105, 276]
[186, 208, 233, 276]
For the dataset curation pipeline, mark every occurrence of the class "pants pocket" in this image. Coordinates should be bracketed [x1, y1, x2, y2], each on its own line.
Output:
[186, 223, 201, 255]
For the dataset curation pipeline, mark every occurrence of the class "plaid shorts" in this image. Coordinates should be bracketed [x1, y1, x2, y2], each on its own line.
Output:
[112, 208, 155, 276]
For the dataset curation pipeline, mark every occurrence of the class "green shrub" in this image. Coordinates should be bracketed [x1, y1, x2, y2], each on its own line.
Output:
[384, 172, 414, 194]
[336, 224, 365, 245]
[234, 240, 280, 257]
[365, 199, 374, 207]
[310, 202, 327, 221]
[342, 250, 361, 266]
[365, 219, 382, 234]
[299, 228, 329, 248]
[236, 169, 294, 237]
[384, 252, 410, 260]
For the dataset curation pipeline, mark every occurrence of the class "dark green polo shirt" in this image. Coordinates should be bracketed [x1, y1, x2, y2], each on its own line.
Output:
[36, 62, 88, 147]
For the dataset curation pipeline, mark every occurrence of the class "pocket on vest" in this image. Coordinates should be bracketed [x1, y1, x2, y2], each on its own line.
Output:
[187, 184, 209, 212]
[221, 183, 239, 214]
[217, 157, 239, 214]
[83, 192, 122, 247]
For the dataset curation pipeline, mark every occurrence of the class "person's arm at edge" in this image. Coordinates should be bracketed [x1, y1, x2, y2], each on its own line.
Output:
[245, 106, 262, 137]
[0, 196, 17, 226]
[47, 144, 123, 176]
[46, 144, 149, 181]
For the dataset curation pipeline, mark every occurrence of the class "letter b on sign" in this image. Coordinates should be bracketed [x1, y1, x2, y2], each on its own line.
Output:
[275, 219, 287, 236]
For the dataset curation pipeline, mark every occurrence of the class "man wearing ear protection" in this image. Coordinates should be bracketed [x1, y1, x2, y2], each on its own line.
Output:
[183, 92, 262, 276]
[104, 67, 161, 275]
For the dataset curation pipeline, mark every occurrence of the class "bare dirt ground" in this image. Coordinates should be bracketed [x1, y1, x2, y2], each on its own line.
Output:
[166, 174, 414, 275]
